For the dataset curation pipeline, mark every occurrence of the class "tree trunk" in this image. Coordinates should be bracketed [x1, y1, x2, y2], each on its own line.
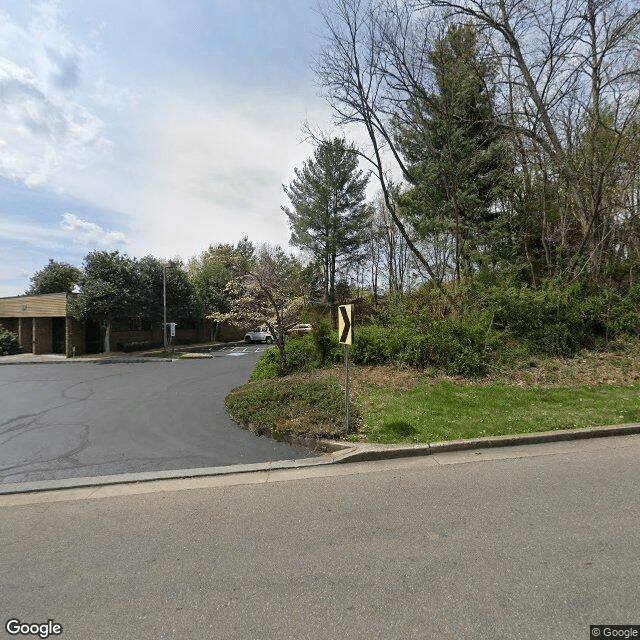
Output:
[329, 252, 337, 328]
[104, 319, 111, 353]
[277, 334, 287, 375]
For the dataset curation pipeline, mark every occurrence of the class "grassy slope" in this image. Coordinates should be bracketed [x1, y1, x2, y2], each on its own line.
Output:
[360, 381, 640, 443]
[226, 340, 640, 444]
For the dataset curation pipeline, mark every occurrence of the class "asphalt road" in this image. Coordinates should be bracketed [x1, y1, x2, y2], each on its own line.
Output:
[0, 346, 311, 484]
[1, 435, 638, 639]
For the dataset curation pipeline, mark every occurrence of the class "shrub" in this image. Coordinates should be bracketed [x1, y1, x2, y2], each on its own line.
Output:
[349, 320, 490, 376]
[226, 377, 358, 438]
[249, 333, 342, 381]
[351, 326, 393, 365]
[284, 335, 319, 372]
[249, 276, 640, 381]
[606, 283, 640, 336]
[249, 347, 280, 381]
[313, 319, 341, 365]
[0, 326, 20, 355]
[486, 285, 583, 356]
[422, 317, 490, 376]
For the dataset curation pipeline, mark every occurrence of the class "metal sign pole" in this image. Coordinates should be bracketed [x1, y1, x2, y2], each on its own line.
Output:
[344, 343, 349, 434]
[338, 303, 353, 436]
[163, 264, 167, 351]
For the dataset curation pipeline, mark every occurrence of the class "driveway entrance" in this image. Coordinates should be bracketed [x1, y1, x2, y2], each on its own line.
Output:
[0, 350, 312, 484]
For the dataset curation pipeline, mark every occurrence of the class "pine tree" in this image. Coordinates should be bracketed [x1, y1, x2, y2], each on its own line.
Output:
[282, 138, 369, 324]
[393, 24, 511, 281]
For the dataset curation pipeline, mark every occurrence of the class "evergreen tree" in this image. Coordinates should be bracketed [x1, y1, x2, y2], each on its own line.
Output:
[282, 138, 369, 324]
[393, 24, 512, 281]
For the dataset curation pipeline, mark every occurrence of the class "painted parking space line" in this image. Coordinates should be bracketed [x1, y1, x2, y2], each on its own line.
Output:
[216, 344, 271, 356]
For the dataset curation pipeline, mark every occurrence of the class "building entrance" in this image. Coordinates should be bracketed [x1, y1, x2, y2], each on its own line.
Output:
[52, 318, 66, 354]
[85, 320, 103, 354]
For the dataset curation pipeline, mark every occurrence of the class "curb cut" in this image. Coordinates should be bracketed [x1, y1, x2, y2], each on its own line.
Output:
[1, 423, 639, 496]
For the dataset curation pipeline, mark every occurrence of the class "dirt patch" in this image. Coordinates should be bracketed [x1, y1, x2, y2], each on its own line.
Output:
[305, 340, 640, 391]
[488, 343, 640, 388]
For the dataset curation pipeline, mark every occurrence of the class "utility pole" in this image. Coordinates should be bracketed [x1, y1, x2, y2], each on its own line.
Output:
[163, 262, 167, 351]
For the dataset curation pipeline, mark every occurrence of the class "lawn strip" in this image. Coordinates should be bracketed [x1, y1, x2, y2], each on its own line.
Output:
[359, 381, 640, 444]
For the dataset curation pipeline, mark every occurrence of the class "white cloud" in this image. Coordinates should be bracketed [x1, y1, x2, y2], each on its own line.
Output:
[0, 213, 126, 249]
[0, 215, 65, 248]
[59, 212, 126, 246]
[124, 88, 336, 260]
[0, 3, 111, 188]
[0, 2, 372, 276]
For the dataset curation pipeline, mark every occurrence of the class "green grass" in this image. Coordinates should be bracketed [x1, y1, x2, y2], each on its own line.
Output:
[360, 381, 640, 443]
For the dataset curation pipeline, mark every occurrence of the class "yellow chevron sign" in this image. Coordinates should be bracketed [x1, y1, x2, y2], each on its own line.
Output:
[338, 304, 353, 345]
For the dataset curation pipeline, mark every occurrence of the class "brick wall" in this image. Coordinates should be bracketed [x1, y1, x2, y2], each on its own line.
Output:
[66, 317, 85, 357]
[0, 318, 18, 332]
[110, 330, 156, 351]
[32, 317, 52, 354]
[214, 321, 245, 342]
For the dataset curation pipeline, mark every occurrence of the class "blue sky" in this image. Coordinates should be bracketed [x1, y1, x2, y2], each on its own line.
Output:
[0, 0, 339, 296]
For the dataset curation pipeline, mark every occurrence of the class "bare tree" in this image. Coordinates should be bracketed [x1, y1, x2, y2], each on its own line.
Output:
[422, 0, 640, 275]
[315, 0, 451, 292]
[316, 0, 640, 281]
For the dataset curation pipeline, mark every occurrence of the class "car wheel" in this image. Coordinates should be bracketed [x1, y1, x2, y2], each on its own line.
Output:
[245, 336, 252, 343]
[265, 336, 273, 344]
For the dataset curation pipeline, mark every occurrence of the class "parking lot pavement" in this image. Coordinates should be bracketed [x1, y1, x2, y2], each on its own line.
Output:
[211, 344, 273, 357]
[0, 352, 311, 485]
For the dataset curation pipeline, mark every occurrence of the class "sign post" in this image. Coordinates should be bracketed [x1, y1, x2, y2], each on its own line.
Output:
[168, 322, 176, 354]
[338, 304, 354, 435]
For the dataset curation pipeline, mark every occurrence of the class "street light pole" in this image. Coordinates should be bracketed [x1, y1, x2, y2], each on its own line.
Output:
[163, 263, 167, 350]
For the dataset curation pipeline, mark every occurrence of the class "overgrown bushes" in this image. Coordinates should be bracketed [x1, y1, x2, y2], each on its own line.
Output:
[350, 320, 490, 376]
[252, 319, 491, 378]
[249, 276, 640, 380]
[226, 377, 358, 438]
[249, 323, 342, 381]
[0, 326, 20, 355]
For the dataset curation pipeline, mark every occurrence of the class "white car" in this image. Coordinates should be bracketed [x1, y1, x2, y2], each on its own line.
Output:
[287, 323, 314, 337]
[244, 326, 275, 344]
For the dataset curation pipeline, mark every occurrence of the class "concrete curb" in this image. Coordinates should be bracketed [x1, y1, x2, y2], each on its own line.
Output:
[0, 457, 333, 495]
[0, 357, 173, 365]
[0, 342, 246, 365]
[1, 422, 639, 495]
[321, 422, 640, 463]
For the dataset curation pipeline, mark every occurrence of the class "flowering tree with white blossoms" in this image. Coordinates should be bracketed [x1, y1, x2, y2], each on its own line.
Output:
[209, 244, 308, 375]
